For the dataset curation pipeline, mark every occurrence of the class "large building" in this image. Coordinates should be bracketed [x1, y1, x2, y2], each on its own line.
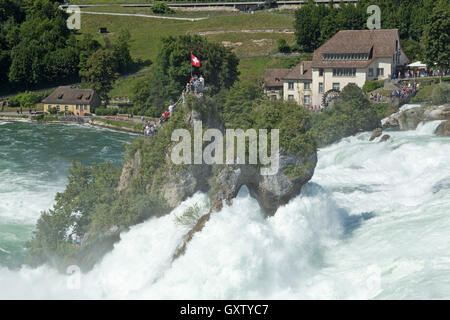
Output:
[265, 29, 409, 107]
[42, 86, 101, 115]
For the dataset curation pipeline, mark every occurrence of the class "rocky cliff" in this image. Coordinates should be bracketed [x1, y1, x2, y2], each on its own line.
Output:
[383, 104, 450, 130]
[118, 110, 317, 217]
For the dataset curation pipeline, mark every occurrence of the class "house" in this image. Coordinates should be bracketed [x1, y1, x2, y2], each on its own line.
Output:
[264, 29, 409, 107]
[42, 86, 101, 116]
[264, 68, 289, 100]
[282, 60, 313, 106]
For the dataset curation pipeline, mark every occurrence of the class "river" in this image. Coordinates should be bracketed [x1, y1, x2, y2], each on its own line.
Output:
[0, 119, 449, 299]
[0, 121, 137, 269]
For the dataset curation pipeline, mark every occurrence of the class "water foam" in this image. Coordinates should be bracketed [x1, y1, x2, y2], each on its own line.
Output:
[1, 123, 449, 299]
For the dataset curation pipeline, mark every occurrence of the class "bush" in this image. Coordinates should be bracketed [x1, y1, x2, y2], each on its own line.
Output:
[151, 2, 174, 14]
[310, 83, 380, 147]
[431, 82, 450, 105]
[410, 85, 434, 102]
[372, 103, 394, 120]
[277, 38, 291, 53]
[48, 107, 58, 115]
[174, 204, 206, 227]
[94, 108, 118, 116]
[362, 80, 384, 93]
[6, 96, 19, 107]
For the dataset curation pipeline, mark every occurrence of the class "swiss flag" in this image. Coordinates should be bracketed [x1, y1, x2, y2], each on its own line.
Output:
[191, 54, 200, 67]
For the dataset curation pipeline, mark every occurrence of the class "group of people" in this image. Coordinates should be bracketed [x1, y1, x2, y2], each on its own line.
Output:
[143, 121, 158, 137]
[389, 81, 420, 99]
[369, 92, 383, 102]
[143, 101, 176, 137]
[69, 233, 81, 246]
[186, 74, 205, 96]
[392, 69, 450, 80]
[142, 75, 205, 137]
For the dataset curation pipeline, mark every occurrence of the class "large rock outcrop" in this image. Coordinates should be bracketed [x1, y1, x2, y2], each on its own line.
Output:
[116, 108, 318, 261]
[435, 120, 450, 137]
[383, 104, 450, 130]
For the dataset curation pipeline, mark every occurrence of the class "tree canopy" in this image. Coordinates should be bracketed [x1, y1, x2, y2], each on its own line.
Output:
[423, 1, 450, 70]
[131, 35, 239, 117]
[0, 0, 136, 93]
[294, 0, 445, 59]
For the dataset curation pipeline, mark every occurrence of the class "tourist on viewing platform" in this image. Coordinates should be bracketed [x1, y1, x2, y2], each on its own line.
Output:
[169, 101, 175, 115]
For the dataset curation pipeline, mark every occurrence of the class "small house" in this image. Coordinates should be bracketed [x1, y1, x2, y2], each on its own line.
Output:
[42, 86, 101, 116]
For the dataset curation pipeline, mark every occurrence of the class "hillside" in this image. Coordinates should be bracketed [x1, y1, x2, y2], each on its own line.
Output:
[77, 7, 303, 96]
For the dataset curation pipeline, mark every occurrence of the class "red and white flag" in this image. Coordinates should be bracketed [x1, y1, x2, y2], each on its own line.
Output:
[191, 53, 200, 67]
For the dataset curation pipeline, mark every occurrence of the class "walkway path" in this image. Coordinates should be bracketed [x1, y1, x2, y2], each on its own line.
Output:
[78, 10, 209, 21]
[189, 28, 295, 35]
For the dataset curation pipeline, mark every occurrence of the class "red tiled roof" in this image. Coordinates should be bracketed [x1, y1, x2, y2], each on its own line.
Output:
[264, 68, 289, 87]
[42, 86, 97, 105]
[283, 61, 312, 80]
[312, 29, 403, 68]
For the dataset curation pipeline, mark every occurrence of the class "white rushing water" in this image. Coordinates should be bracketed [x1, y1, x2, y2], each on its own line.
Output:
[0, 122, 449, 299]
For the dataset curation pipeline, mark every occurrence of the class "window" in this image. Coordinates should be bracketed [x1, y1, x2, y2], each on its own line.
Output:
[333, 83, 340, 91]
[65, 106, 69, 112]
[56, 105, 60, 112]
[377, 68, 384, 76]
[288, 82, 294, 90]
[333, 68, 356, 77]
[84, 105, 88, 110]
[288, 95, 294, 101]
[368, 68, 374, 77]
[304, 95, 311, 105]
[319, 69, 323, 76]
[319, 82, 323, 93]
[304, 83, 310, 90]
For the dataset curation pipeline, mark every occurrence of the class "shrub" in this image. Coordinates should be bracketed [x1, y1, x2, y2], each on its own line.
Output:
[6, 96, 19, 107]
[310, 83, 380, 147]
[151, 2, 174, 14]
[362, 80, 384, 93]
[431, 82, 450, 105]
[410, 85, 434, 102]
[174, 204, 206, 227]
[372, 103, 393, 120]
[48, 107, 58, 115]
[277, 38, 291, 53]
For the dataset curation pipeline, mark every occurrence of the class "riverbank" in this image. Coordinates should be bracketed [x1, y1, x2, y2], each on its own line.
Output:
[0, 115, 144, 135]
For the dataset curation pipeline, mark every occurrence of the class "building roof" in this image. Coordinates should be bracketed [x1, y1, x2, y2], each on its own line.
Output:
[312, 29, 403, 68]
[42, 86, 97, 105]
[264, 68, 289, 87]
[283, 61, 312, 80]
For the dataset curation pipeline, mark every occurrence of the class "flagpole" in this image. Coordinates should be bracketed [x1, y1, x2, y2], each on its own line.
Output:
[190, 51, 193, 78]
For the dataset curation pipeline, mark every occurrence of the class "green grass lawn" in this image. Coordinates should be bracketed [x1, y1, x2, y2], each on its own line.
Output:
[205, 32, 295, 58]
[79, 10, 295, 61]
[78, 9, 299, 97]
[109, 75, 143, 98]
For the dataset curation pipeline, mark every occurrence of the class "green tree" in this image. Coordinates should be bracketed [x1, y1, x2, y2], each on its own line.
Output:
[423, 2, 450, 72]
[131, 35, 239, 115]
[310, 83, 380, 147]
[80, 49, 119, 105]
[294, 0, 322, 52]
[222, 81, 262, 128]
[113, 29, 134, 73]
[277, 38, 290, 53]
